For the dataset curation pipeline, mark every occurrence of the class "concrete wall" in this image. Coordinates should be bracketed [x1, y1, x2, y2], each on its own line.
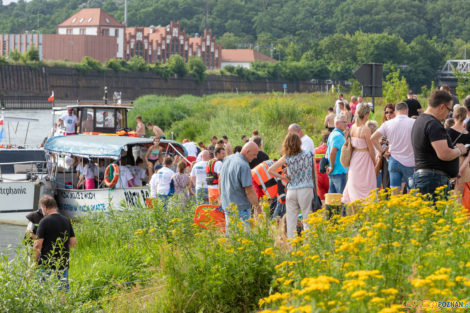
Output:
[0, 64, 324, 108]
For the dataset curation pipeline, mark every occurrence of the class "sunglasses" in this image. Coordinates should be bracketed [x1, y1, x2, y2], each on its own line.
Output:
[385, 111, 394, 114]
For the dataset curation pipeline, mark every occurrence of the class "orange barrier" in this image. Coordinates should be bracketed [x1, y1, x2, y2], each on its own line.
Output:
[194, 204, 225, 233]
[462, 182, 470, 215]
[208, 188, 220, 204]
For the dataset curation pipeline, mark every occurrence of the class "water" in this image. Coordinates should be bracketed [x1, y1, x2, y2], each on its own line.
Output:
[0, 224, 25, 259]
[1, 109, 54, 147]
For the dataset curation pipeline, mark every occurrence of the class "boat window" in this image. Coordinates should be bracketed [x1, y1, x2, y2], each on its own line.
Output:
[96, 108, 115, 129]
[81, 109, 95, 132]
[116, 109, 126, 130]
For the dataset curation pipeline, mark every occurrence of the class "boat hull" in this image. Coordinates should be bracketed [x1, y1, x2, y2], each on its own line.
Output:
[0, 181, 39, 225]
[56, 187, 151, 218]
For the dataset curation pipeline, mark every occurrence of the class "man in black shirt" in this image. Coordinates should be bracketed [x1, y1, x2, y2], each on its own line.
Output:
[34, 195, 76, 289]
[411, 90, 467, 196]
[248, 136, 270, 169]
[404, 90, 423, 118]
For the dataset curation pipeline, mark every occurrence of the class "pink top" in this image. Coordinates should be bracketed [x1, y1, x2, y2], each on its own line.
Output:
[377, 114, 415, 167]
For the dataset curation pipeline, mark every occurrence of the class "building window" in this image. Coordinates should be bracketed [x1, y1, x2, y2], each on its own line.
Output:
[101, 29, 109, 36]
[66, 28, 73, 35]
[80, 28, 86, 35]
[135, 42, 143, 57]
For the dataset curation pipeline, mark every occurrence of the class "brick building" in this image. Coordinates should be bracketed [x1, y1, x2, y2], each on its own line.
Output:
[0, 8, 221, 69]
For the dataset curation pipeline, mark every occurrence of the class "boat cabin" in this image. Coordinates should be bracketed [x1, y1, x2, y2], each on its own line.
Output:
[53, 103, 133, 135]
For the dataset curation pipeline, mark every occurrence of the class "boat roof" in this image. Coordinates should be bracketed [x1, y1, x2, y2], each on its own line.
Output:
[1, 116, 39, 123]
[43, 135, 186, 159]
[52, 103, 133, 111]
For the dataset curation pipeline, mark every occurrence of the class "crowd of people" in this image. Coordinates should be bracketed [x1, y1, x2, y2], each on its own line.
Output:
[51, 87, 470, 241]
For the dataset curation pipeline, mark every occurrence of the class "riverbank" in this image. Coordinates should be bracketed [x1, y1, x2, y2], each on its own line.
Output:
[0, 224, 25, 259]
[1, 190, 468, 312]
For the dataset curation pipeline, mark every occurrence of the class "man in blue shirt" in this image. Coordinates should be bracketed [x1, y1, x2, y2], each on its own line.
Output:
[326, 114, 349, 194]
[219, 142, 259, 230]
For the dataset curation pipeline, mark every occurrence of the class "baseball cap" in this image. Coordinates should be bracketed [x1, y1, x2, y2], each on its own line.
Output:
[67, 108, 73, 112]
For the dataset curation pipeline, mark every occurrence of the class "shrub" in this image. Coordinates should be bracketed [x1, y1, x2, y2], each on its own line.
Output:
[188, 56, 206, 84]
[105, 58, 126, 71]
[24, 47, 40, 62]
[79, 56, 104, 72]
[151, 62, 173, 81]
[167, 54, 188, 78]
[127, 56, 150, 72]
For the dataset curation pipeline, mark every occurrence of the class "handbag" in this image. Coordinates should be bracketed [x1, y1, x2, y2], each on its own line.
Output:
[319, 156, 329, 174]
[340, 135, 352, 168]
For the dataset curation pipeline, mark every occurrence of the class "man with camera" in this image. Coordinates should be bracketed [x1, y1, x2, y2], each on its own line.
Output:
[411, 90, 467, 196]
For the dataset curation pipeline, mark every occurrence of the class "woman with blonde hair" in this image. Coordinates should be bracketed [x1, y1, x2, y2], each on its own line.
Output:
[268, 133, 317, 239]
[446, 106, 470, 195]
[343, 103, 377, 203]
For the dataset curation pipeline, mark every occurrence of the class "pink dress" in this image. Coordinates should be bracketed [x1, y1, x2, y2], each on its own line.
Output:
[342, 137, 376, 203]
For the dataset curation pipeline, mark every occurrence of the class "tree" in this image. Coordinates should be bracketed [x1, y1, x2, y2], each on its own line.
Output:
[217, 32, 239, 49]
[188, 56, 206, 84]
[383, 68, 409, 104]
[167, 55, 188, 78]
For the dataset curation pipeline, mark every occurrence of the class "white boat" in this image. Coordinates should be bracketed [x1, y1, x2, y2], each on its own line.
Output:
[0, 162, 49, 225]
[0, 114, 49, 225]
[43, 135, 187, 218]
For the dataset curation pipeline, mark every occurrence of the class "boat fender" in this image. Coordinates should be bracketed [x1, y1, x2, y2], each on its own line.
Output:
[104, 164, 120, 187]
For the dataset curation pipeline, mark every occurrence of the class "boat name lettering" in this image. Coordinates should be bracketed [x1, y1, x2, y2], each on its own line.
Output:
[124, 190, 149, 207]
[0, 187, 27, 196]
[60, 191, 96, 200]
[62, 203, 106, 212]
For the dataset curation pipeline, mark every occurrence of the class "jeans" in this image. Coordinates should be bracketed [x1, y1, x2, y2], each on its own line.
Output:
[388, 156, 414, 189]
[41, 268, 69, 291]
[157, 194, 170, 209]
[328, 173, 347, 194]
[412, 171, 449, 199]
[224, 207, 251, 233]
[272, 201, 286, 219]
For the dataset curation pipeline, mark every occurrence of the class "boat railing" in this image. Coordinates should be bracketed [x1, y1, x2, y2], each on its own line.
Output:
[0, 160, 48, 181]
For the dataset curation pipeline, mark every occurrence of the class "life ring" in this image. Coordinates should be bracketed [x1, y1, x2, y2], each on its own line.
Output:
[104, 164, 120, 187]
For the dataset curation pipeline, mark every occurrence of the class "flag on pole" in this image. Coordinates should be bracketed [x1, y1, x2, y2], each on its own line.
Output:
[0, 116, 4, 142]
[48, 91, 55, 102]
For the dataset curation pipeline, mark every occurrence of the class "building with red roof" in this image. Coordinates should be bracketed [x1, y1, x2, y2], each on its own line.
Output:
[221, 49, 277, 68]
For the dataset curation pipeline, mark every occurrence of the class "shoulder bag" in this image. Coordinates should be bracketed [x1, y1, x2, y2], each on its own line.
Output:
[340, 135, 352, 168]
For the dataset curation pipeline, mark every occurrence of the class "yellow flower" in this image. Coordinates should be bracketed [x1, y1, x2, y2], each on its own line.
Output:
[351, 290, 374, 300]
[377, 304, 404, 313]
[370, 297, 385, 304]
[262, 247, 274, 256]
[381, 288, 398, 295]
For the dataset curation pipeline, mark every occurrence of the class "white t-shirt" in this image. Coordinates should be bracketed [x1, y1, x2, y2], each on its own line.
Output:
[132, 166, 147, 186]
[76, 163, 84, 175]
[183, 142, 199, 157]
[60, 114, 78, 133]
[376, 114, 415, 167]
[190, 160, 208, 189]
[115, 165, 133, 188]
[301, 135, 315, 154]
[83, 163, 98, 180]
[149, 166, 175, 196]
[208, 160, 222, 189]
[335, 99, 348, 115]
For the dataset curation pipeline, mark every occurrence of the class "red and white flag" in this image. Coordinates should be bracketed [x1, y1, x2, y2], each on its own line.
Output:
[48, 91, 55, 102]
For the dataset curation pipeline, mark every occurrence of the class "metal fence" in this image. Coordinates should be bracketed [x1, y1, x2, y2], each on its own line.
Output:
[0, 97, 133, 109]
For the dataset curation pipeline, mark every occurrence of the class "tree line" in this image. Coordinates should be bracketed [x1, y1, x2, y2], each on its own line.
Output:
[1, 0, 470, 89]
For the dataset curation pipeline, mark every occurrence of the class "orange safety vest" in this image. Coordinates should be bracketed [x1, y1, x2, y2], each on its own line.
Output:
[251, 160, 284, 199]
